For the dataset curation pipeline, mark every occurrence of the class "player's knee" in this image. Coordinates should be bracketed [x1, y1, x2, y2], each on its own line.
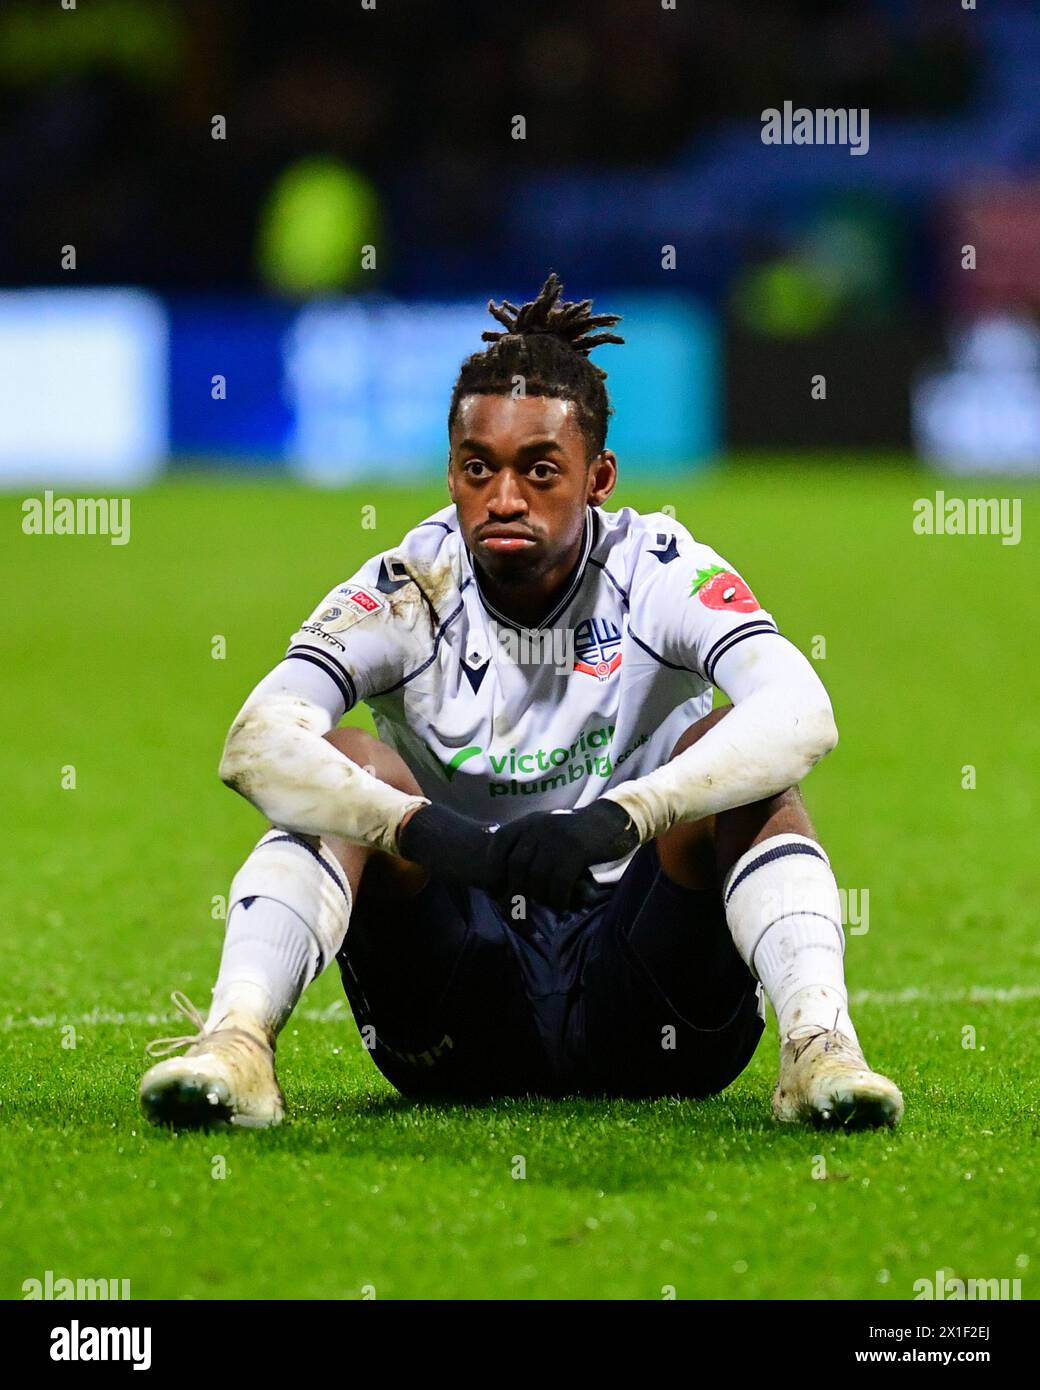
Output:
[668, 703, 732, 761]
[323, 725, 377, 761]
[319, 728, 429, 893]
[668, 709, 813, 872]
[714, 786, 815, 875]
[655, 816, 718, 891]
[323, 726, 423, 798]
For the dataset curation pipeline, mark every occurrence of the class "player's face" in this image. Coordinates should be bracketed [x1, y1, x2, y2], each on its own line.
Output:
[447, 394, 616, 586]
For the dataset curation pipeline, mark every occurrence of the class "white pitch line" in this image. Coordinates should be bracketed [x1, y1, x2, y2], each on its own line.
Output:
[848, 985, 1040, 1006]
[0, 1001, 353, 1031]
[2, 987, 1039, 1032]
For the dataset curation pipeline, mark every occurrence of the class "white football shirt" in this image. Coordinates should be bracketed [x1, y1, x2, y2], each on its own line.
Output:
[285, 502, 780, 882]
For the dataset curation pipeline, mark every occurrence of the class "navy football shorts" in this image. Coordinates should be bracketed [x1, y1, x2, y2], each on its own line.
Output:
[336, 839, 764, 1101]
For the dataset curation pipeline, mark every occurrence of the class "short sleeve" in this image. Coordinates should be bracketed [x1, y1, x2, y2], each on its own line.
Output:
[629, 530, 779, 686]
[285, 561, 430, 710]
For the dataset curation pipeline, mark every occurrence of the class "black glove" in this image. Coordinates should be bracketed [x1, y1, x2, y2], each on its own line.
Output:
[396, 803, 499, 891]
[485, 800, 641, 913]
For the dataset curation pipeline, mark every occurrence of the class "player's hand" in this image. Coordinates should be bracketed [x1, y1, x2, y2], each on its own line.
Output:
[485, 801, 641, 913]
[396, 803, 500, 891]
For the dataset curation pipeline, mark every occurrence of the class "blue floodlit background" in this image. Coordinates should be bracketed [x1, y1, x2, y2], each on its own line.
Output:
[1, 0, 1039, 485]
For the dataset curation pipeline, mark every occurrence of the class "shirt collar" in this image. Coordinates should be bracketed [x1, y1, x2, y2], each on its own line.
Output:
[465, 506, 597, 631]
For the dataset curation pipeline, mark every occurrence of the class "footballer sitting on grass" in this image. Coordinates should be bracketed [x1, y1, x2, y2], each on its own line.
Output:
[141, 275, 903, 1131]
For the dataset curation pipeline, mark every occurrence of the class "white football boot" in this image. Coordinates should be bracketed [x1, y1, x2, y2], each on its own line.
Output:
[140, 991, 285, 1129]
[773, 1025, 904, 1129]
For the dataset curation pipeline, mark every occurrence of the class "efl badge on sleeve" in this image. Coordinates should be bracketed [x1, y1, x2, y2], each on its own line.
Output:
[306, 585, 386, 634]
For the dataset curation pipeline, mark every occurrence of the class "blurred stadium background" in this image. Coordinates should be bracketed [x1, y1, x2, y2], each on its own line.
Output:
[3, 0, 1040, 484]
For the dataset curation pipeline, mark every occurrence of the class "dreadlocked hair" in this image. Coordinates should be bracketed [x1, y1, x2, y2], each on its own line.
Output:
[448, 272, 624, 457]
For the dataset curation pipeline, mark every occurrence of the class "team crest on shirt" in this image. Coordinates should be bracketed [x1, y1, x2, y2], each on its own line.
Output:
[573, 616, 623, 680]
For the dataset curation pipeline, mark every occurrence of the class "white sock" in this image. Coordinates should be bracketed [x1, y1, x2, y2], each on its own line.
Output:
[206, 830, 352, 1038]
[722, 833, 857, 1046]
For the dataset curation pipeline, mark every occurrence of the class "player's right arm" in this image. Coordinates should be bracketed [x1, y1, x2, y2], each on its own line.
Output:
[218, 576, 431, 854]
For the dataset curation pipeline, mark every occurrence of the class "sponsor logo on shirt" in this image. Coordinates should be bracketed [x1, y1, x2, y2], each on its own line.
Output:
[430, 726, 651, 797]
[443, 746, 482, 782]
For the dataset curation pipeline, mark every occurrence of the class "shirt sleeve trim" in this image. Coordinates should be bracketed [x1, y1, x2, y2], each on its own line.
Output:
[285, 646, 358, 711]
[704, 622, 780, 684]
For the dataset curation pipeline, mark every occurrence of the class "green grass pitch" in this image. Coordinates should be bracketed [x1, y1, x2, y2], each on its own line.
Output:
[2, 461, 1037, 1300]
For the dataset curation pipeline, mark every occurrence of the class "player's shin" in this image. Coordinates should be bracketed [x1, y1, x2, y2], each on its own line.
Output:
[721, 833, 902, 1127]
[207, 829, 352, 1039]
[721, 834, 855, 1044]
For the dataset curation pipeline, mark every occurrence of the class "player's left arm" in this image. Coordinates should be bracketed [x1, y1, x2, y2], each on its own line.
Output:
[486, 541, 836, 909]
[601, 631, 836, 842]
[600, 544, 836, 842]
